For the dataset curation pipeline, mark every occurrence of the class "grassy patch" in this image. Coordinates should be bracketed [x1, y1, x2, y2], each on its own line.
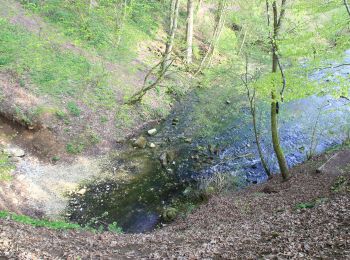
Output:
[19, 0, 164, 62]
[0, 152, 14, 181]
[0, 210, 123, 233]
[66, 129, 101, 154]
[66, 142, 85, 155]
[0, 18, 92, 97]
[67, 101, 81, 117]
[0, 210, 81, 230]
[295, 198, 328, 210]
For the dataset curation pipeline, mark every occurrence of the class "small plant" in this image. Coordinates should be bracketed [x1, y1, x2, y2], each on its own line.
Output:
[66, 142, 85, 154]
[88, 131, 101, 145]
[100, 115, 108, 123]
[295, 202, 315, 209]
[198, 172, 240, 195]
[108, 222, 123, 234]
[331, 176, 350, 193]
[52, 156, 60, 163]
[295, 198, 328, 210]
[55, 110, 67, 120]
[19, 78, 26, 88]
[67, 101, 81, 117]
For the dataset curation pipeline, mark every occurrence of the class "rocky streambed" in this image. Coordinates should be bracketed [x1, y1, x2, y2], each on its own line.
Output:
[1, 51, 349, 234]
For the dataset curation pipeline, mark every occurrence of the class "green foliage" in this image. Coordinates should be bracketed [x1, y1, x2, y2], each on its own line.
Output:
[295, 198, 328, 210]
[52, 156, 61, 163]
[0, 18, 92, 97]
[55, 110, 67, 120]
[66, 142, 85, 154]
[331, 176, 350, 193]
[162, 207, 178, 222]
[67, 101, 81, 117]
[108, 222, 123, 234]
[0, 210, 81, 230]
[19, 0, 165, 61]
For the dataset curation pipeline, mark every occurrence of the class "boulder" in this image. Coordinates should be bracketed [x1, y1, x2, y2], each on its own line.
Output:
[162, 207, 178, 222]
[134, 136, 147, 149]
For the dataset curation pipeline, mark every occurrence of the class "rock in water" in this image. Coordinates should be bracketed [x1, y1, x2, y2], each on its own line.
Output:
[159, 152, 168, 167]
[149, 143, 156, 148]
[134, 136, 147, 149]
[77, 188, 87, 195]
[162, 207, 178, 222]
[147, 129, 157, 136]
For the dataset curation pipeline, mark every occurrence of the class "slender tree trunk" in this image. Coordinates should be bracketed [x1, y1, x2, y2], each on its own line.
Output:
[243, 55, 271, 177]
[162, 0, 180, 73]
[345, 0, 350, 17]
[186, 0, 195, 64]
[195, 0, 226, 74]
[271, 90, 289, 179]
[269, 0, 289, 180]
[116, 0, 129, 47]
[252, 101, 271, 177]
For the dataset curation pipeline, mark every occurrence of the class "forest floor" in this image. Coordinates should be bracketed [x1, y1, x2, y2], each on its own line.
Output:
[0, 148, 349, 259]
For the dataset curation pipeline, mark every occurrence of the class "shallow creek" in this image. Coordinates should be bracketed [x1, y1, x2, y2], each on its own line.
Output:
[1, 51, 349, 233]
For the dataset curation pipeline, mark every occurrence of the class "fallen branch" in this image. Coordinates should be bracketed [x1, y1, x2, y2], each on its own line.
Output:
[316, 153, 339, 173]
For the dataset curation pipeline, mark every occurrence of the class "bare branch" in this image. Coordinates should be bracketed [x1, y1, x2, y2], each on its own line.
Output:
[276, 54, 286, 100]
[315, 63, 350, 71]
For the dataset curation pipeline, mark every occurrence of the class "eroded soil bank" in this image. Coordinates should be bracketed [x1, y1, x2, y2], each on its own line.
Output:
[0, 148, 349, 259]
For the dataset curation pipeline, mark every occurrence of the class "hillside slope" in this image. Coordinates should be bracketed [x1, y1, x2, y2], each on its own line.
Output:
[0, 0, 187, 158]
[1, 149, 349, 259]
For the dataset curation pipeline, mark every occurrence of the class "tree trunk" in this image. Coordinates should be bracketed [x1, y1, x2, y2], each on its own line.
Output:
[162, 0, 180, 73]
[271, 91, 289, 179]
[195, 0, 226, 74]
[186, 0, 195, 64]
[243, 55, 271, 177]
[345, 0, 350, 17]
[252, 106, 271, 177]
[269, 0, 289, 180]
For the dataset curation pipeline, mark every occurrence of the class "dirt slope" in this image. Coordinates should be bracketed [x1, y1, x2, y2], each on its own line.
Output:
[0, 149, 349, 259]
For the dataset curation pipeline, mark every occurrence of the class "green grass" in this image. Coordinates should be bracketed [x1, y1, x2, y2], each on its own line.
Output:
[0, 18, 91, 97]
[67, 101, 81, 117]
[19, 0, 163, 62]
[0, 210, 123, 233]
[0, 210, 81, 230]
[295, 198, 328, 210]
[66, 142, 85, 154]
[0, 152, 14, 181]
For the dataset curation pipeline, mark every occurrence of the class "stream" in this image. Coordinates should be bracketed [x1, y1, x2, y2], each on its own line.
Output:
[67, 51, 350, 233]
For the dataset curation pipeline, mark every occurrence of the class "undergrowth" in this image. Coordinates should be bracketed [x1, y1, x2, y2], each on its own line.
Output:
[0, 210, 123, 233]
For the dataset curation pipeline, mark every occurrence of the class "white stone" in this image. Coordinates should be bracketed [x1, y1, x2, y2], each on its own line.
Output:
[147, 128, 157, 136]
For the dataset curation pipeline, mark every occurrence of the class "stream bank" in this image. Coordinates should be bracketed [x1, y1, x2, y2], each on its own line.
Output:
[0, 51, 349, 234]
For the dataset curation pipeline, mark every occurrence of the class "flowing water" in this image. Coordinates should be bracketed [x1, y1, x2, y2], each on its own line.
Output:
[66, 51, 350, 233]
